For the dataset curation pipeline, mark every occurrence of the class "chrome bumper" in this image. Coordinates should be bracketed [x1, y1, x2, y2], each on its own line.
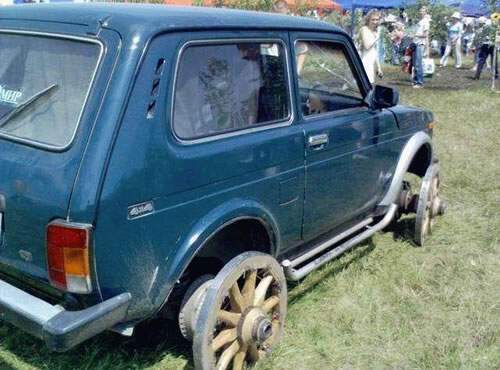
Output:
[0, 278, 131, 351]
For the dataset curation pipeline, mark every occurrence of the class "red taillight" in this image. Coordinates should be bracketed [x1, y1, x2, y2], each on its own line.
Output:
[46, 221, 92, 294]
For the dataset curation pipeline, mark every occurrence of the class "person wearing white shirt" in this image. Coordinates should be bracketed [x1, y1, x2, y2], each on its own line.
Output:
[412, 6, 431, 88]
[440, 12, 464, 68]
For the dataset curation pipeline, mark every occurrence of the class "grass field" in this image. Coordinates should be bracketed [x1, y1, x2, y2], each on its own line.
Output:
[0, 61, 499, 370]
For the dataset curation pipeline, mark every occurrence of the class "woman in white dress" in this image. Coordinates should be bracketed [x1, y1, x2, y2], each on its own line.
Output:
[359, 10, 383, 83]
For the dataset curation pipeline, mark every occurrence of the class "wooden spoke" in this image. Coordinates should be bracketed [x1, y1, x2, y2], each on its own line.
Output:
[422, 212, 428, 236]
[218, 310, 241, 327]
[253, 275, 273, 307]
[212, 328, 237, 352]
[432, 177, 439, 194]
[241, 270, 257, 307]
[262, 295, 280, 313]
[229, 282, 245, 313]
[268, 319, 281, 345]
[216, 340, 240, 370]
[247, 343, 261, 362]
[232, 345, 248, 370]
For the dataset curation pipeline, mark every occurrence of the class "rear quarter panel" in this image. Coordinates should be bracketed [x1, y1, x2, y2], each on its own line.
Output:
[94, 31, 305, 321]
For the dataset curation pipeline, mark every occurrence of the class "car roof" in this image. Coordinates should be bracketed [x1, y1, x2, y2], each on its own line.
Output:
[0, 3, 345, 39]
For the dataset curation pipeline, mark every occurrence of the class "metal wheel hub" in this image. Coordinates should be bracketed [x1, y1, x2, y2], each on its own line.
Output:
[432, 196, 447, 217]
[238, 307, 273, 345]
[254, 315, 273, 343]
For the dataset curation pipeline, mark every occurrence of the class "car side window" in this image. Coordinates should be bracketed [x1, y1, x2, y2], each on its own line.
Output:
[295, 41, 365, 117]
[173, 41, 290, 140]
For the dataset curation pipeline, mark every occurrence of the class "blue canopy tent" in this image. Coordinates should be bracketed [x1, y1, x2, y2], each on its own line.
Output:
[335, 0, 480, 11]
[460, 0, 497, 16]
[335, 0, 418, 35]
[336, 0, 413, 8]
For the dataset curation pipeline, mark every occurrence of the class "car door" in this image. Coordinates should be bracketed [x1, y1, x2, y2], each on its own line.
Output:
[291, 33, 400, 240]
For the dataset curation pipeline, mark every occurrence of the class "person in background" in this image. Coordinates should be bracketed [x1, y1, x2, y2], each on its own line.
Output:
[377, 11, 387, 65]
[271, 0, 309, 75]
[272, 0, 289, 14]
[389, 21, 405, 65]
[359, 10, 383, 83]
[412, 6, 431, 88]
[471, 17, 490, 72]
[462, 18, 475, 55]
[440, 12, 464, 68]
[473, 18, 498, 80]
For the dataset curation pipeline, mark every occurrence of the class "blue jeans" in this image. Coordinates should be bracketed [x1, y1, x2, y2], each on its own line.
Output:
[475, 44, 498, 79]
[392, 43, 400, 65]
[413, 44, 424, 85]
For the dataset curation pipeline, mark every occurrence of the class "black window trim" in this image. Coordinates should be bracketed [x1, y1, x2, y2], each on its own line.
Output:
[0, 29, 104, 152]
[293, 37, 370, 121]
[170, 38, 295, 145]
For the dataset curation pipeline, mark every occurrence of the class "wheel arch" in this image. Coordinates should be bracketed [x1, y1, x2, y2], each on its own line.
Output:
[407, 143, 433, 177]
[154, 199, 280, 315]
[379, 131, 433, 207]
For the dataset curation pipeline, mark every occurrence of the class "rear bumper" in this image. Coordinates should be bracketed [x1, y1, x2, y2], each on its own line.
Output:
[0, 278, 131, 352]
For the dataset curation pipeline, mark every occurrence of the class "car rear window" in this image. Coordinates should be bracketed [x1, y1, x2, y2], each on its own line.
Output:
[0, 33, 101, 148]
[173, 41, 290, 140]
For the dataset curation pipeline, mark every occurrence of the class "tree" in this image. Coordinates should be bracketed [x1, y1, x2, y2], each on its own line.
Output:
[404, 0, 454, 44]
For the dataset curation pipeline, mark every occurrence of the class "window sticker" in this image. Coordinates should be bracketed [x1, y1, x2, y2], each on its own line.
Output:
[0, 85, 22, 105]
[261, 44, 279, 57]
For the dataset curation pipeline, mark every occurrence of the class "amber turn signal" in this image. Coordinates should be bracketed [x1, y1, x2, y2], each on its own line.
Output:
[46, 221, 92, 294]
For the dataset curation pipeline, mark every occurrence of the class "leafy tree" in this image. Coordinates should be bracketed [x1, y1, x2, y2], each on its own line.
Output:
[483, 0, 499, 12]
[404, 0, 454, 43]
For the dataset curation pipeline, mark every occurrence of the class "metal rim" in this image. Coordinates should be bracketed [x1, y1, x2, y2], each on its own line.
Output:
[415, 164, 440, 246]
[193, 252, 287, 370]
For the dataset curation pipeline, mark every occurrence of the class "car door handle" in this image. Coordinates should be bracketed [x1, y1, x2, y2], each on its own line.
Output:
[308, 134, 329, 148]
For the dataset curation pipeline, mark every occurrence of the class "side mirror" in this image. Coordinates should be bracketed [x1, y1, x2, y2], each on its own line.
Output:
[366, 84, 400, 110]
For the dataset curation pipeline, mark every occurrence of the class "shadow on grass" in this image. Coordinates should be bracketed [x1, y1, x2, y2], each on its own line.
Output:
[288, 238, 376, 305]
[382, 61, 491, 92]
[384, 215, 419, 247]
[285, 215, 421, 306]
[0, 358, 18, 370]
[0, 318, 194, 370]
[386, 78, 481, 92]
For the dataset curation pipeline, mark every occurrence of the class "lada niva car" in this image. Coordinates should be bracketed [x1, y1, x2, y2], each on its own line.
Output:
[0, 4, 446, 369]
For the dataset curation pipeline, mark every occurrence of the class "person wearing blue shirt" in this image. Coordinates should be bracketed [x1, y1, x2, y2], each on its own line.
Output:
[440, 12, 464, 69]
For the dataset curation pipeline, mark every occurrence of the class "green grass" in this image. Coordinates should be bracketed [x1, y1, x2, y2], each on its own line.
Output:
[1, 61, 499, 370]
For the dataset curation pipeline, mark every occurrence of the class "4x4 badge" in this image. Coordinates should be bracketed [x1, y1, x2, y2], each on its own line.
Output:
[127, 201, 155, 220]
[19, 250, 33, 262]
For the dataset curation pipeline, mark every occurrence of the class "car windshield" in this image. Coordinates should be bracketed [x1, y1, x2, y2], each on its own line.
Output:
[0, 33, 101, 148]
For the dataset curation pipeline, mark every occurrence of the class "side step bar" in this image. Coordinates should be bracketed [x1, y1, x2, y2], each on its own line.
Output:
[282, 204, 398, 281]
